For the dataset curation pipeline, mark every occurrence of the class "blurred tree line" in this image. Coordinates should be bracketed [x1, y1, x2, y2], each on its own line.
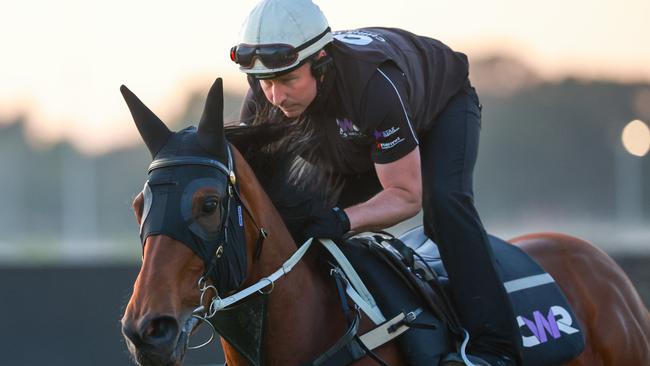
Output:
[477, 77, 650, 219]
[0, 56, 648, 261]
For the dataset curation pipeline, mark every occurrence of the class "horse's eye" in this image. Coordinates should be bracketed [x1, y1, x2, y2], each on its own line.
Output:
[201, 198, 220, 215]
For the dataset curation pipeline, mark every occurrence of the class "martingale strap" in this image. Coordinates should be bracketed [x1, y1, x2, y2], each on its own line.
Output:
[209, 238, 315, 311]
[208, 238, 386, 320]
[320, 239, 386, 325]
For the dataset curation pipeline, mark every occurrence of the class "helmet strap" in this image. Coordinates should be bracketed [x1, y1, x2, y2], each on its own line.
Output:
[310, 50, 334, 98]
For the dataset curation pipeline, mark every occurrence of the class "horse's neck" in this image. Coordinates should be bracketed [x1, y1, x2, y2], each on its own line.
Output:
[254, 243, 346, 364]
[233, 149, 348, 364]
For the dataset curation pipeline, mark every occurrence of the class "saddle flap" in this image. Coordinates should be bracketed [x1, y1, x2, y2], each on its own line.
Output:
[489, 236, 585, 366]
[399, 226, 586, 365]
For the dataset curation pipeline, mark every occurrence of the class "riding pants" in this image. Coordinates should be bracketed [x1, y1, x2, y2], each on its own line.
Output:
[420, 83, 519, 362]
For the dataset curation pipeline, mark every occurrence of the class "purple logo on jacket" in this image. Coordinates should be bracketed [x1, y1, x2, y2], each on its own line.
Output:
[336, 118, 362, 138]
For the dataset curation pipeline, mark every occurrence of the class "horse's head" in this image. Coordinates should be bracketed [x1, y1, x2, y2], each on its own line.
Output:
[120, 78, 252, 366]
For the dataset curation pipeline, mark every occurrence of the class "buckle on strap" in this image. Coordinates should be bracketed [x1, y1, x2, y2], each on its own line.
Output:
[359, 309, 422, 351]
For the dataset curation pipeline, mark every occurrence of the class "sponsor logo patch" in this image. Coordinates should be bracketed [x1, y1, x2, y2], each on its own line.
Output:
[373, 126, 400, 140]
[333, 30, 386, 45]
[517, 305, 580, 348]
[336, 118, 363, 138]
[377, 136, 405, 150]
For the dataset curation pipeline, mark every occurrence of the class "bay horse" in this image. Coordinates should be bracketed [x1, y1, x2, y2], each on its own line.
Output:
[120, 77, 650, 366]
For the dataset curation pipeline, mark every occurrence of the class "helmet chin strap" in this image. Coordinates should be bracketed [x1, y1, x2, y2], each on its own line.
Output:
[308, 53, 336, 113]
[312, 50, 334, 93]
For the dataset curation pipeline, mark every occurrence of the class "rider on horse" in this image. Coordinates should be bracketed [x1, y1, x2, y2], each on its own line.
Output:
[231, 0, 519, 364]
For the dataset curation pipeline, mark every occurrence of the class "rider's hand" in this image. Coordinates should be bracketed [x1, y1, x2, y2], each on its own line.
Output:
[301, 207, 351, 242]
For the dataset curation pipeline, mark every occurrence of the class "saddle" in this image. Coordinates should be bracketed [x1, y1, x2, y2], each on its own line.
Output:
[329, 227, 585, 366]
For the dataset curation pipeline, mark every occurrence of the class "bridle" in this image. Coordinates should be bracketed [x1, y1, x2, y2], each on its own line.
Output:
[145, 145, 268, 349]
[143, 143, 396, 365]
[144, 144, 408, 365]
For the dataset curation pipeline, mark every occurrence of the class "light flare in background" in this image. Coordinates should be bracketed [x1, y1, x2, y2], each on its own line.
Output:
[621, 119, 650, 157]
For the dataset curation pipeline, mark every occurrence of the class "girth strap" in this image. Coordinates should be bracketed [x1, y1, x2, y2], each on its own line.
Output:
[309, 267, 415, 366]
[307, 308, 426, 366]
[305, 311, 365, 366]
[308, 239, 430, 366]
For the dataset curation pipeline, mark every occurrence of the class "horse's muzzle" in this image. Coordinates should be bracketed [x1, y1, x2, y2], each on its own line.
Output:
[122, 314, 186, 366]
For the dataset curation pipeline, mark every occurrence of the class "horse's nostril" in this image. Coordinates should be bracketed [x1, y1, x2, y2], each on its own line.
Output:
[122, 322, 142, 347]
[141, 315, 180, 345]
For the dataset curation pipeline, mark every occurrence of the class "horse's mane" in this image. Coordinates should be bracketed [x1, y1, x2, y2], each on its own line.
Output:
[224, 118, 343, 208]
[225, 119, 344, 242]
[222, 75, 347, 242]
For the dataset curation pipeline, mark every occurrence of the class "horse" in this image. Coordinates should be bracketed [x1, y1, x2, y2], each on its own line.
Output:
[120, 77, 650, 366]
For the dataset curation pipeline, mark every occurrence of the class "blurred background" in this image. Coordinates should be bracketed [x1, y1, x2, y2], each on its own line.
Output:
[1, 0, 649, 365]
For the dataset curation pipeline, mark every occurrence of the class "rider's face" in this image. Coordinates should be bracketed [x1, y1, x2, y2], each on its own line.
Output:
[259, 62, 317, 118]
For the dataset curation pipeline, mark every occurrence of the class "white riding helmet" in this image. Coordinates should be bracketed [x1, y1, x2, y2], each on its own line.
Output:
[231, 0, 333, 79]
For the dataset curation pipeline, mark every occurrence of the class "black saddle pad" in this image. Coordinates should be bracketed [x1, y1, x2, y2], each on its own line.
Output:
[397, 226, 585, 366]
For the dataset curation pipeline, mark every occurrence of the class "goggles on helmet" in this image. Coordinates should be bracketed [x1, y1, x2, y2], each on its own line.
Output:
[231, 28, 330, 70]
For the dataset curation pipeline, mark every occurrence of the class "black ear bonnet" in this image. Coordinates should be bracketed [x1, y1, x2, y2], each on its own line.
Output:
[139, 127, 248, 295]
[123, 78, 248, 295]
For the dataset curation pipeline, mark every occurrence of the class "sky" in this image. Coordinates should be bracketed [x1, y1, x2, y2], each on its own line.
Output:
[1, 0, 649, 154]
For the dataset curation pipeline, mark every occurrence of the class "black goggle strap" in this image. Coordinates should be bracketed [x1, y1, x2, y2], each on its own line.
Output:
[294, 27, 331, 52]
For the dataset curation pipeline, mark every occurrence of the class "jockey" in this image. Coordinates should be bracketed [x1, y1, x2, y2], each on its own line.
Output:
[232, 0, 519, 365]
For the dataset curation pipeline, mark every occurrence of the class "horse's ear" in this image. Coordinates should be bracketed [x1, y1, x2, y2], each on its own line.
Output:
[197, 77, 226, 157]
[120, 85, 171, 158]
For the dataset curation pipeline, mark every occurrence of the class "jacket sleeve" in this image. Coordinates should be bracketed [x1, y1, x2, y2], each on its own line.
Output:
[360, 63, 419, 164]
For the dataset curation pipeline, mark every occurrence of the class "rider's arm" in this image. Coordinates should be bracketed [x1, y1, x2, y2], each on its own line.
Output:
[346, 150, 421, 232]
[344, 64, 422, 232]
